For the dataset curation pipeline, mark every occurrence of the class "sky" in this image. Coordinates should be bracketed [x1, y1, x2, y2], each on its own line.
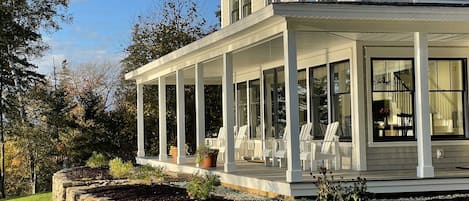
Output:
[33, 0, 220, 75]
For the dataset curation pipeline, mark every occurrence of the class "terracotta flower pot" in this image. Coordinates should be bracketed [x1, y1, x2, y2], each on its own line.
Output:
[170, 146, 178, 163]
[201, 149, 219, 169]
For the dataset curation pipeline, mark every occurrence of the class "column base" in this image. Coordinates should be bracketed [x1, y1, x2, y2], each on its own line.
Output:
[137, 151, 145, 158]
[286, 169, 303, 183]
[417, 165, 434, 178]
[159, 154, 167, 161]
[177, 156, 187, 165]
[224, 162, 236, 172]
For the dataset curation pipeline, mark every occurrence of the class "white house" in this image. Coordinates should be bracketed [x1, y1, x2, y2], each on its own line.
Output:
[125, 0, 469, 197]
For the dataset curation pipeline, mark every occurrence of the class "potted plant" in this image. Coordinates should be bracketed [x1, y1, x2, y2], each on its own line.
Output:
[169, 145, 178, 163]
[195, 144, 219, 169]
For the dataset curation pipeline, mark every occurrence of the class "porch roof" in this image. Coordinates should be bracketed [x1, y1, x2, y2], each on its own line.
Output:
[125, 2, 469, 83]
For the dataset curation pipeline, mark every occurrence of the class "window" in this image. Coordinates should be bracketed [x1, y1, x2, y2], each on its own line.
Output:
[237, 82, 248, 127]
[372, 59, 414, 141]
[264, 67, 286, 140]
[310, 65, 328, 138]
[298, 69, 308, 126]
[372, 58, 467, 141]
[249, 79, 261, 139]
[231, 0, 240, 23]
[242, 0, 252, 18]
[331, 61, 352, 139]
[429, 59, 466, 137]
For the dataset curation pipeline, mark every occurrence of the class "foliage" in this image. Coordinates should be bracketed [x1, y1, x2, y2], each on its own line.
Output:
[129, 165, 166, 184]
[108, 158, 133, 179]
[3, 192, 52, 201]
[195, 144, 218, 164]
[313, 167, 373, 201]
[186, 172, 220, 200]
[86, 152, 107, 168]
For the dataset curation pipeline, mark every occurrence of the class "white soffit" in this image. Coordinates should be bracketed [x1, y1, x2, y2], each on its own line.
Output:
[331, 32, 469, 42]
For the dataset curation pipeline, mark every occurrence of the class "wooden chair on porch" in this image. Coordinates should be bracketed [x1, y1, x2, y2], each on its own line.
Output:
[274, 123, 311, 168]
[234, 125, 248, 160]
[304, 121, 341, 172]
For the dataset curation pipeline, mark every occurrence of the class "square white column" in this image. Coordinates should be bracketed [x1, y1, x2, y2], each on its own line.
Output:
[176, 69, 186, 164]
[223, 53, 236, 172]
[284, 30, 302, 182]
[195, 63, 205, 148]
[137, 83, 145, 157]
[414, 32, 434, 178]
[158, 77, 167, 161]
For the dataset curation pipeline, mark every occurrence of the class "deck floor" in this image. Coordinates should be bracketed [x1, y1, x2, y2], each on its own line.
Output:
[138, 156, 469, 197]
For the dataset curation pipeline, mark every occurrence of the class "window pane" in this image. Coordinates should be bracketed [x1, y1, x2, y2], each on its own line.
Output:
[333, 61, 350, 93]
[430, 92, 464, 136]
[310, 66, 328, 138]
[237, 82, 247, 126]
[249, 80, 261, 139]
[372, 92, 414, 137]
[373, 60, 413, 91]
[334, 93, 352, 138]
[298, 69, 307, 126]
[429, 60, 463, 90]
[263, 67, 286, 140]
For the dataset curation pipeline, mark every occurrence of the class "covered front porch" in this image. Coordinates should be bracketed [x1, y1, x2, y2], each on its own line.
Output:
[125, 2, 469, 196]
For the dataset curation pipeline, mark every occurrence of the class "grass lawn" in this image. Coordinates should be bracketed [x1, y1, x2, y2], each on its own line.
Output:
[1, 192, 51, 201]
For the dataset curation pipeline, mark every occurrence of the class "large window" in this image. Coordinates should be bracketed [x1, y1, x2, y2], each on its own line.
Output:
[237, 82, 248, 127]
[310, 65, 328, 138]
[332, 61, 352, 139]
[249, 79, 261, 139]
[298, 69, 308, 126]
[372, 58, 466, 141]
[429, 59, 466, 137]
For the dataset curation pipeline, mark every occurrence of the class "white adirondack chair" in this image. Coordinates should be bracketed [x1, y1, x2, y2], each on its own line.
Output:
[306, 121, 341, 171]
[274, 123, 311, 168]
[234, 125, 248, 160]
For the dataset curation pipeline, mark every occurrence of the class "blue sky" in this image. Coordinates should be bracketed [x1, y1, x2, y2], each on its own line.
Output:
[34, 0, 220, 74]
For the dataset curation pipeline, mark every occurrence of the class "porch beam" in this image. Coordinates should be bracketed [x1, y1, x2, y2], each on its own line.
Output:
[137, 83, 145, 157]
[176, 69, 186, 164]
[158, 77, 167, 161]
[284, 30, 302, 182]
[223, 52, 236, 172]
[195, 63, 205, 148]
[414, 32, 434, 178]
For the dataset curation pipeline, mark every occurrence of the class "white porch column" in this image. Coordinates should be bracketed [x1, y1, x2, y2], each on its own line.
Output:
[284, 30, 302, 182]
[137, 83, 145, 157]
[414, 32, 434, 178]
[158, 77, 167, 161]
[223, 52, 236, 172]
[176, 69, 186, 164]
[195, 63, 205, 147]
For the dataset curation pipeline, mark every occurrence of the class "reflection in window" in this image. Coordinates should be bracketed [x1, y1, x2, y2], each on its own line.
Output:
[429, 59, 465, 136]
[264, 67, 286, 140]
[298, 70, 307, 126]
[249, 79, 261, 139]
[242, 0, 252, 18]
[310, 65, 328, 138]
[372, 59, 414, 140]
[231, 0, 240, 23]
[237, 82, 248, 127]
[332, 61, 352, 139]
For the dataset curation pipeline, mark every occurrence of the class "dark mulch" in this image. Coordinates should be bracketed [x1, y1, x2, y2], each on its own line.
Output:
[64, 166, 112, 181]
[85, 184, 234, 201]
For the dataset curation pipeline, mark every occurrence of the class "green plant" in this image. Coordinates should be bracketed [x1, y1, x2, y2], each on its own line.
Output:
[195, 144, 218, 164]
[86, 151, 107, 168]
[108, 157, 133, 179]
[130, 165, 166, 184]
[186, 172, 220, 200]
[312, 167, 373, 201]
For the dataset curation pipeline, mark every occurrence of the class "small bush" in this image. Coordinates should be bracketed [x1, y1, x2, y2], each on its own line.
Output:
[108, 157, 133, 179]
[86, 151, 107, 168]
[313, 167, 373, 201]
[186, 172, 220, 200]
[130, 165, 166, 184]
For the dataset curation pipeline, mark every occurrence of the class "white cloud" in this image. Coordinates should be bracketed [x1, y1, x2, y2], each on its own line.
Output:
[33, 54, 67, 75]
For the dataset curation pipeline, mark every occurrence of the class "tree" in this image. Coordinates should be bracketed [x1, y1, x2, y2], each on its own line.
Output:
[119, 0, 215, 156]
[0, 0, 69, 197]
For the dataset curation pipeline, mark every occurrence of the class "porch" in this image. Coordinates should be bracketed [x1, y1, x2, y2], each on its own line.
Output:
[137, 156, 469, 197]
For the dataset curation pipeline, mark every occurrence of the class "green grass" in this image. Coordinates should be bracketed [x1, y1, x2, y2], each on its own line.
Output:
[1, 192, 52, 201]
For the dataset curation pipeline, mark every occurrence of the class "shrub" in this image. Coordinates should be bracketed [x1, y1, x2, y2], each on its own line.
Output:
[313, 167, 373, 201]
[130, 165, 166, 184]
[86, 151, 107, 168]
[108, 157, 133, 179]
[186, 172, 220, 200]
